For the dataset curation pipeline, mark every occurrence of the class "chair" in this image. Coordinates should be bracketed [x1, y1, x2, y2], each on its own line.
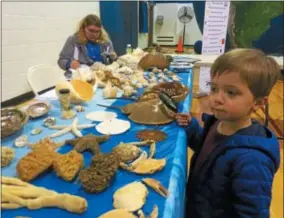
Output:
[27, 64, 66, 96]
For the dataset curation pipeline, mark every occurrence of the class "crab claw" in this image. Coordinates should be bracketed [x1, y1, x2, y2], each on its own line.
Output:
[142, 178, 168, 198]
[149, 205, 158, 218]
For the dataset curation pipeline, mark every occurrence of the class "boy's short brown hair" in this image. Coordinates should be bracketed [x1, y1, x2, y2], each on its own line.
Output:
[211, 48, 280, 98]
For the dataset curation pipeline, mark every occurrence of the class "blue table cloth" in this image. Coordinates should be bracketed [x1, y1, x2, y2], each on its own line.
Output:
[1, 70, 193, 218]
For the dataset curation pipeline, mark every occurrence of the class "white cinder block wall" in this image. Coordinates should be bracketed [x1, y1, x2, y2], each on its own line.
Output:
[1, 2, 100, 102]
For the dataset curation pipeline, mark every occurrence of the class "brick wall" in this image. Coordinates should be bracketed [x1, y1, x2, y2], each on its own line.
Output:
[1, 2, 100, 102]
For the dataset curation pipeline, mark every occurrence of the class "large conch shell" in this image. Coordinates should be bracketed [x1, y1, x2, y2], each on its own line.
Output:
[113, 182, 148, 212]
[55, 79, 94, 104]
[138, 52, 171, 70]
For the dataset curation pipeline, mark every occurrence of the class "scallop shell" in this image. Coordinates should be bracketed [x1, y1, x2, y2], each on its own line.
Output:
[14, 135, 28, 147]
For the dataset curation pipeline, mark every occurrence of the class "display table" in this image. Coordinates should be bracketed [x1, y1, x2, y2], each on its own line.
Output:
[1, 70, 193, 218]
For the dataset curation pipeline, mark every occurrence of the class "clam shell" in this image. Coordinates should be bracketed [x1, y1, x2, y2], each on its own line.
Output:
[14, 135, 28, 147]
[31, 128, 42, 135]
[43, 117, 56, 127]
[27, 102, 50, 118]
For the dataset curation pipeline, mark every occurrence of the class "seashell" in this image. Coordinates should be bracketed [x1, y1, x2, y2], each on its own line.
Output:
[74, 105, 85, 112]
[163, 68, 169, 73]
[135, 83, 143, 89]
[96, 119, 131, 135]
[43, 117, 56, 127]
[26, 101, 50, 119]
[86, 111, 117, 122]
[113, 181, 148, 212]
[31, 128, 42, 135]
[14, 135, 28, 147]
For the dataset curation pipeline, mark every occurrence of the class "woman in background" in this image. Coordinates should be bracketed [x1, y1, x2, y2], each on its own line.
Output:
[58, 14, 117, 77]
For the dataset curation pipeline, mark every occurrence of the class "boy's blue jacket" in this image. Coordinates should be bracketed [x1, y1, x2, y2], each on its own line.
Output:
[186, 114, 280, 218]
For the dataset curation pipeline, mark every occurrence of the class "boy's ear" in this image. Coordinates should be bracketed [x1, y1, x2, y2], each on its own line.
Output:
[253, 97, 268, 110]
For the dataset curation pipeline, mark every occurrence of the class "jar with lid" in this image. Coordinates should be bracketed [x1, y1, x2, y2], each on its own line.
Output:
[58, 89, 75, 119]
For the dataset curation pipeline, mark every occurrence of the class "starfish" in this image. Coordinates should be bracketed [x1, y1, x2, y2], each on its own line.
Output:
[48, 118, 96, 138]
[65, 134, 110, 154]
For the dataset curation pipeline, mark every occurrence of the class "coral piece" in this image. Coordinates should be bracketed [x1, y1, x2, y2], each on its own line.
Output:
[1, 147, 15, 167]
[142, 178, 168, 197]
[1, 176, 87, 213]
[53, 150, 84, 181]
[113, 181, 148, 212]
[79, 153, 118, 193]
[65, 134, 110, 154]
[28, 137, 64, 151]
[16, 148, 57, 182]
[136, 129, 167, 142]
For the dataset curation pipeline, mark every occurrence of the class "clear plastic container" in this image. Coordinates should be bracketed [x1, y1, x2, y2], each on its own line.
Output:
[126, 44, 132, 54]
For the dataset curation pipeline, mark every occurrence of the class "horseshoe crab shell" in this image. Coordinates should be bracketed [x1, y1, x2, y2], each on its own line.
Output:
[113, 181, 148, 212]
[138, 53, 171, 70]
[26, 102, 50, 118]
[152, 82, 189, 103]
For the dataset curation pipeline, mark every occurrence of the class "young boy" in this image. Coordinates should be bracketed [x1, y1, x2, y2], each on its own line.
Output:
[176, 48, 281, 218]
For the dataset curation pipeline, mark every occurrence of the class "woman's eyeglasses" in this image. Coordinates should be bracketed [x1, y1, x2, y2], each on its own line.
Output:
[85, 28, 101, 35]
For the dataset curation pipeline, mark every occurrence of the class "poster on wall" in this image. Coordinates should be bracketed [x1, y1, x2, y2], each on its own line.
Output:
[199, 1, 231, 94]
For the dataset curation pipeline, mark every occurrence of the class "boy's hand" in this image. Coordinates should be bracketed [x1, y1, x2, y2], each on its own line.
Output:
[176, 113, 192, 127]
